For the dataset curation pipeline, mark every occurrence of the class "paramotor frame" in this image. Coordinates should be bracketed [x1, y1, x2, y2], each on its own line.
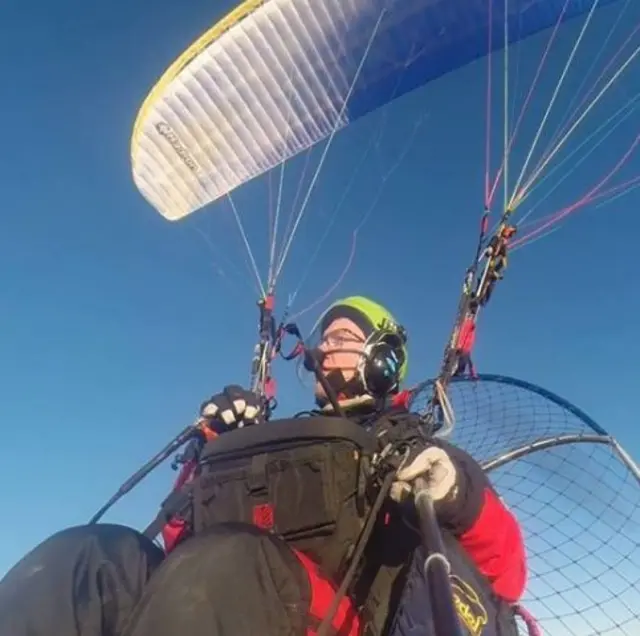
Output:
[408, 373, 640, 636]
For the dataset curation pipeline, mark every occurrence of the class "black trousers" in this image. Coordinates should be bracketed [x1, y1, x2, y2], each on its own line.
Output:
[0, 523, 311, 636]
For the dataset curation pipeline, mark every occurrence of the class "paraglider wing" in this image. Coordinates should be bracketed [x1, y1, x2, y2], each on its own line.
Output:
[131, 0, 623, 221]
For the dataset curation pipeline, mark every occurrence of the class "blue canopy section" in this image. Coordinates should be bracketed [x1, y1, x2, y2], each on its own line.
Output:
[346, 0, 622, 121]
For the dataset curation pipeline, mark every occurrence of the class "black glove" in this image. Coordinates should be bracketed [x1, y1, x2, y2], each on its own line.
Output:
[199, 385, 263, 433]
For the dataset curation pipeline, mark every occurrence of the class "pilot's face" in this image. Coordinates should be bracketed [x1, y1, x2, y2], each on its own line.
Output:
[314, 317, 366, 400]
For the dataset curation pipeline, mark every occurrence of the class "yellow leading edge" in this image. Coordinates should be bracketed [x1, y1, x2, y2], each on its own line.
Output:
[130, 0, 266, 162]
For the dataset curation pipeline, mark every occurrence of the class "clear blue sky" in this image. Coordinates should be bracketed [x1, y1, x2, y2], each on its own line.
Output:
[1, 0, 639, 582]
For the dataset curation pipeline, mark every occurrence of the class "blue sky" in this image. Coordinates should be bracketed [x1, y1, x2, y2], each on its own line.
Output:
[1, 0, 639, 599]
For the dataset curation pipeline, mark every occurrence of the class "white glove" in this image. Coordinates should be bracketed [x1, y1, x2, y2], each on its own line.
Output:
[391, 445, 458, 503]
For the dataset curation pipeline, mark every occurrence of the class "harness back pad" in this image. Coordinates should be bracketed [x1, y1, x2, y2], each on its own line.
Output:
[191, 416, 377, 580]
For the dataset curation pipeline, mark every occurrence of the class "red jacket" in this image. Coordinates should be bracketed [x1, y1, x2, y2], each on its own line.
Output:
[458, 486, 526, 602]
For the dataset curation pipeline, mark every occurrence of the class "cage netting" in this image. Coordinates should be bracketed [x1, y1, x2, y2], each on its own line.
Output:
[408, 374, 640, 636]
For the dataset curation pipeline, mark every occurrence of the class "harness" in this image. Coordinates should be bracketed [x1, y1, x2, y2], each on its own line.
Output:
[144, 414, 519, 636]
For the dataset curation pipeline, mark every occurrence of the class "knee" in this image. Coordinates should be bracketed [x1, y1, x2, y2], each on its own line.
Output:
[55, 524, 162, 563]
[0, 525, 164, 636]
[123, 524, 310, 636]
[1, 524, 164, 588]
[148, 523, 309, 609]
[160, 523, 299, 581]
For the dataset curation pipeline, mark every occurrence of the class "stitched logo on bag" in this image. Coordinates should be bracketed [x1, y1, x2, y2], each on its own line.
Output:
[253, 503, 275, 530]
[450, 575, 488, 635]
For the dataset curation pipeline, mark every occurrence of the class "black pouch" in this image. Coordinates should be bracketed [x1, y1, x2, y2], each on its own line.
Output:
[191, 415, 377, 579]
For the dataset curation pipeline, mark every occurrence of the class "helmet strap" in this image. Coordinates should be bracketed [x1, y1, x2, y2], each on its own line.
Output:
[314, 368, 365, 408]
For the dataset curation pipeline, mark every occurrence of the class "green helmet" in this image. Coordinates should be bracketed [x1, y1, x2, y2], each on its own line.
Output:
[318, 295, 409, 385]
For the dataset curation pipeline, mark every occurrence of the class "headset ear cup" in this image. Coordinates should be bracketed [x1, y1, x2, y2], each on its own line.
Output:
[357, 328, 406, 398]
[383, 333, 405, 367]
[361, 340, 401, 397]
